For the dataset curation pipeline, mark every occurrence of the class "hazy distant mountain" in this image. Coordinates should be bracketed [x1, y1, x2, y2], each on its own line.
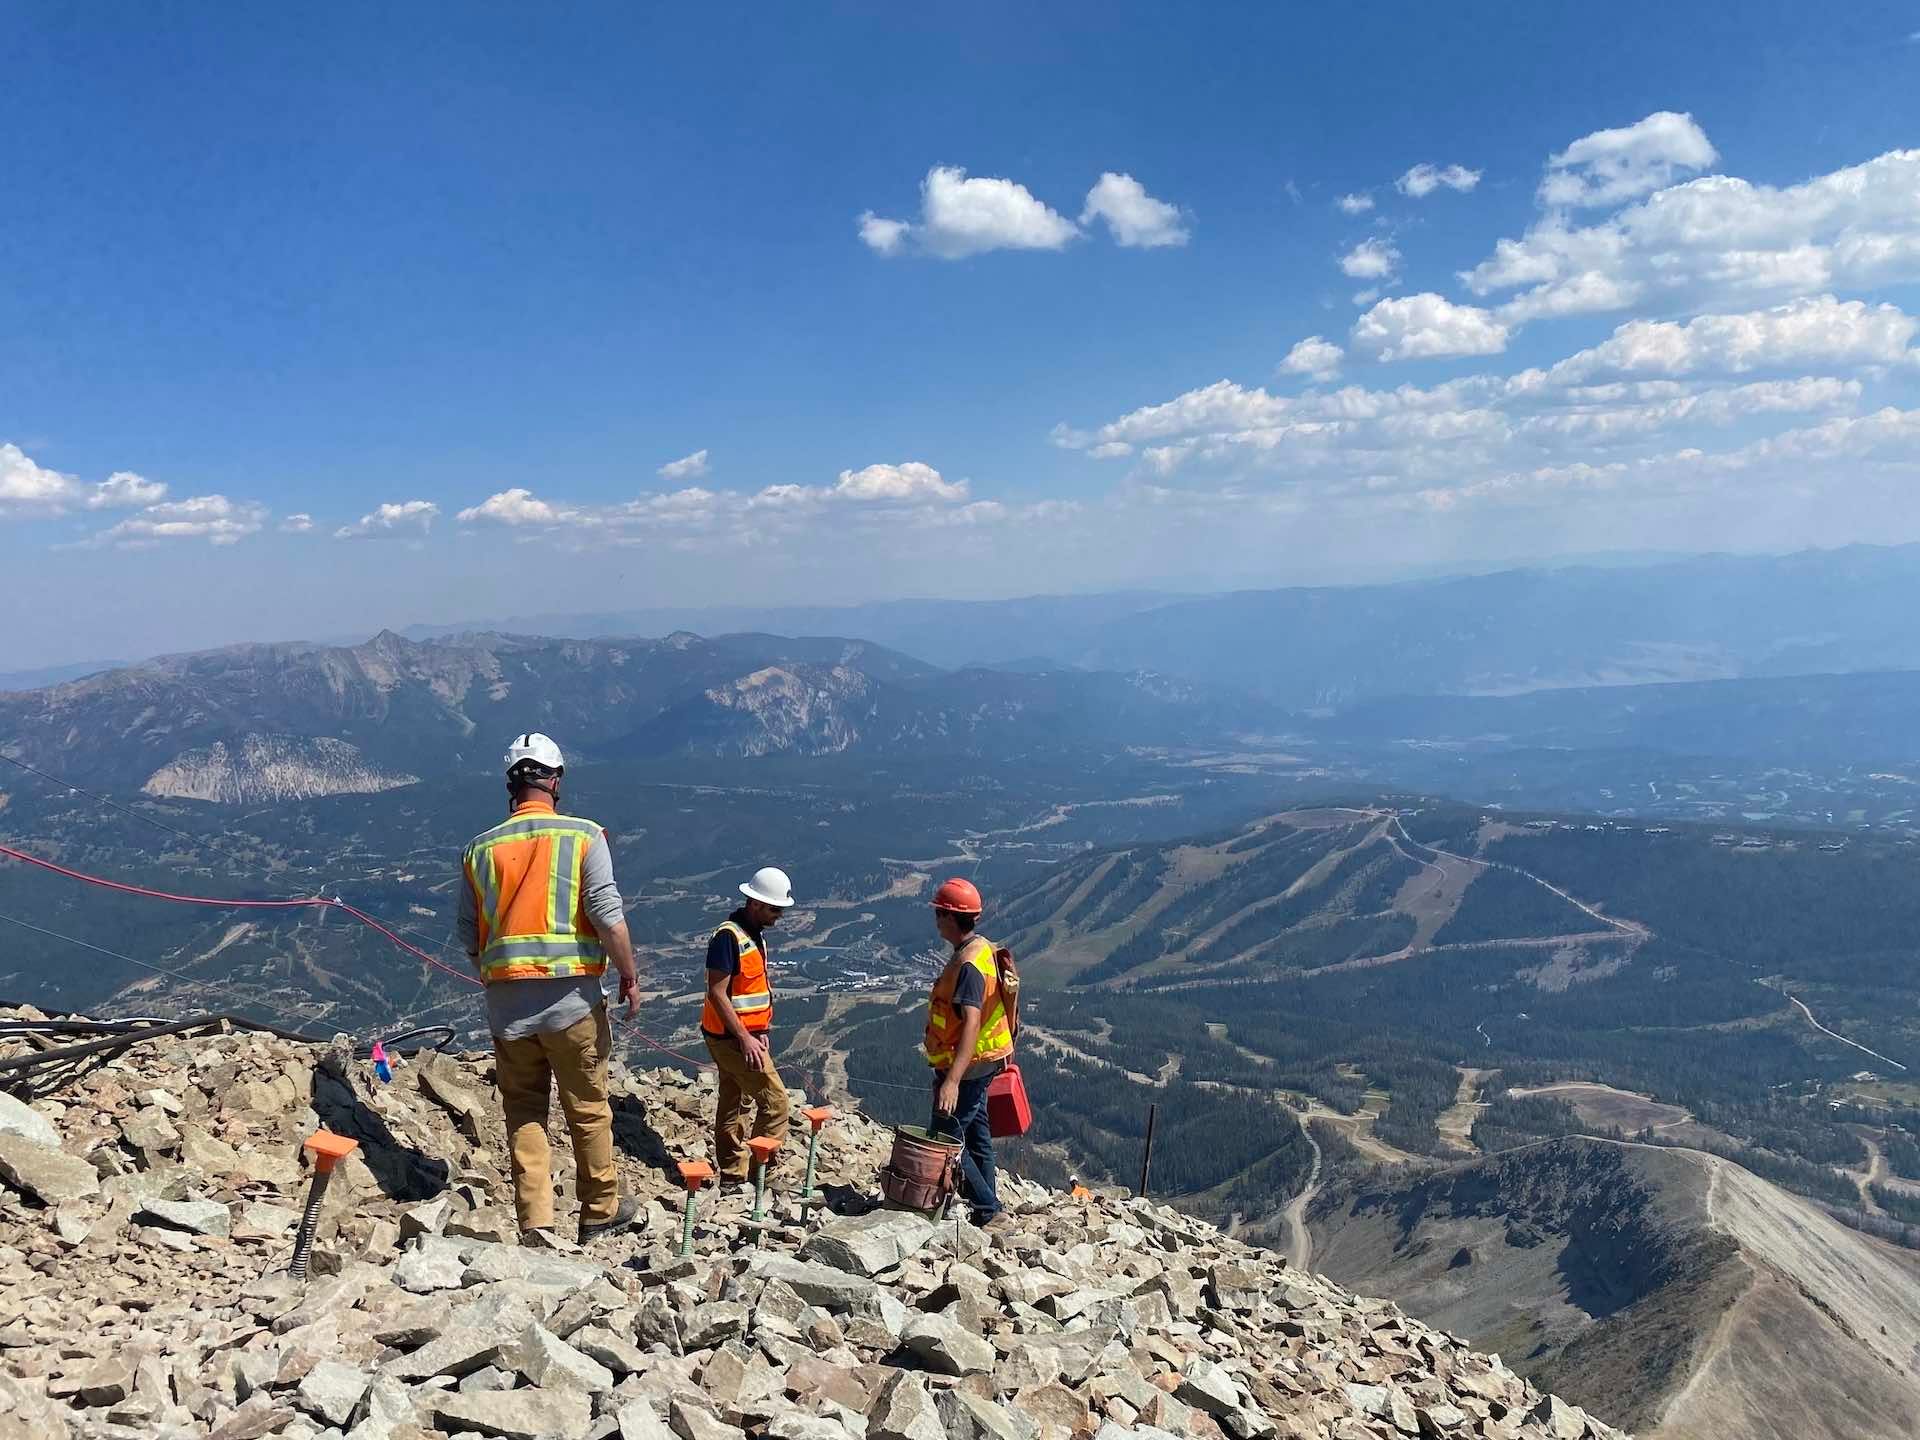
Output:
[1073, 544, 1920, 707]
[621, 662, 1254, 760]
[401, 591, 1183, 672]
[0, 629, 1266, 803]
[0, 658, 130, 692]
[399, 545, 1920, 709]
[1322, 668, 1920, 771]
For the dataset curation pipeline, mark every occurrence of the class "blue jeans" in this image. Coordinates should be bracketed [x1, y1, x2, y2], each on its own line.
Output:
[929, 1065, 1000, 1223]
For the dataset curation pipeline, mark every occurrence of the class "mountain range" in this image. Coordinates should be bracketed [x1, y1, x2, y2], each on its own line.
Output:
[0, 629, 1262, 804]
[397, 543, 1920, 708]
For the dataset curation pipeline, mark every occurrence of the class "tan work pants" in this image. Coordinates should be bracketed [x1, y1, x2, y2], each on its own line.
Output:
[703, 1032, 791, 1181]
[493, 1007, 617, 1231]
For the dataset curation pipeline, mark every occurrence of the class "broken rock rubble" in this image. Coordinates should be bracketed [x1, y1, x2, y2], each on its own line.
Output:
[0, 1011, 1630, 1439]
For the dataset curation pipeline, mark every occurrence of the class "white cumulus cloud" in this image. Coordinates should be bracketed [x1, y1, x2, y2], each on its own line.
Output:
[1, 445, 171, 515]
[1279, 336, 1344, 383]
[1397, 163, 1481, 198]
[1541, 111, 1717, 209]
[457, 488, 581, 527]
[1465, 140, 1920, 323]
[657, 448, 711, 482]
[1339, 238, 1401, 281]
[334, 499, 440, 540]
[857, 212, 910, 257]
[279, 513, 314, 534]
[1549, 296, 1920, 382]
[1351, 294, 1511, 361]
[859, 166, 1080, 259]
[89, 495, 266, 548]
[829, 462, 968, 504]
[1080, 172, 1190, 248]
[0, 444, 80, 512]
[1336, 193, 1374, 215]
[85, 471, 167, 510]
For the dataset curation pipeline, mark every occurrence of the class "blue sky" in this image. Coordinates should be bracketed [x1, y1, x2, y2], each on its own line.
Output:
[4, 4, 1920, 668]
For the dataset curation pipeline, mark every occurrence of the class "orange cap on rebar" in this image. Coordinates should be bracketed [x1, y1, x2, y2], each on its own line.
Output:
[802, 1106, 833, 1131]
[747, 1136, 783, 1166]
[303, 1130, 359, 1174]
[677, 1160, 713, 1191]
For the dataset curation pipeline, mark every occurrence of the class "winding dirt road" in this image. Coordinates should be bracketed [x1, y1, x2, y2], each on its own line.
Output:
[1282, 1123, 1322, 1270]
[1787, 995, 1909, 1073]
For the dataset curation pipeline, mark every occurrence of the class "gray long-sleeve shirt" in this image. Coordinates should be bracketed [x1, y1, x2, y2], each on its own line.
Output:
[458, 815, 627, 1041]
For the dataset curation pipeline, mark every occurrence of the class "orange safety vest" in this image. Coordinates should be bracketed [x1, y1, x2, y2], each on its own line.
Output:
[463, 797, 608, 984]
[924, 936, 1014, 1068]
[701, 919, 773, 1035]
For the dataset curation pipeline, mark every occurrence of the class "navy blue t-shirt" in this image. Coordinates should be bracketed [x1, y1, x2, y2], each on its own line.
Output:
[706, 908, 762, 976]
[951, 960, 986, 1011]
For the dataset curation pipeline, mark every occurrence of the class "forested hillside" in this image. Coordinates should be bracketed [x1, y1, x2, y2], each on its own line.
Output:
[957, 801, 1920, 1236]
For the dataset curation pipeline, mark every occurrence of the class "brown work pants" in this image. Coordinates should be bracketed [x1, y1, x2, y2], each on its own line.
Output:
[493, 1007, 617, 1232]
[704, 1031, 791, 1181]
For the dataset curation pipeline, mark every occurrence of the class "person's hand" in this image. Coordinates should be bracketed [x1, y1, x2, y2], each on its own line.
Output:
[935, 1076, 961, 1116]
[617, 971, 640, 1019]
[744, 1035, 772, 1072]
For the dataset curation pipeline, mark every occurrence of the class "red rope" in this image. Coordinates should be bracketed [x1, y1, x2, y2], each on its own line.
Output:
[0, 839, 716, 1067]
[622, 1022, 714, 1070]
[0, 840, 479, 987]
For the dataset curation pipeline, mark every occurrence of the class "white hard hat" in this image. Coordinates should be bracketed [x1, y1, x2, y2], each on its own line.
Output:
[504, 732, 565, 775]
[740, 866, 794, 908]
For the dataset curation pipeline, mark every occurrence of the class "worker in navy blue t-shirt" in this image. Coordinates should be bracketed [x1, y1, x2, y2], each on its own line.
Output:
[700, 866, 795, 1186]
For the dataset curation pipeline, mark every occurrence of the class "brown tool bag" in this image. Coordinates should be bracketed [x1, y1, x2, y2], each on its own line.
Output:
[879, 1127, 962, 1212]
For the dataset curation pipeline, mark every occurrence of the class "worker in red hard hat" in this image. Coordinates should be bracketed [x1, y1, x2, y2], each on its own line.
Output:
[923, 876, 1014, 1230]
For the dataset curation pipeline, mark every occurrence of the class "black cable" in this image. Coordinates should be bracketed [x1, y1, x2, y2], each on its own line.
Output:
[0, 909, 222, 990]
[0, 752, 202, 844]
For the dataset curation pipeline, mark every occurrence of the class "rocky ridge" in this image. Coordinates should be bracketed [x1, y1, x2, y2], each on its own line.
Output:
[0, 1010, 1625, 1440]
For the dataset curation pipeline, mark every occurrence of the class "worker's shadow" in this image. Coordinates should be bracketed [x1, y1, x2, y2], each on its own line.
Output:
[610, 1093, 677, 1178]
[816, 1180, 879, 1218]
[310, 1052, 451, 1202]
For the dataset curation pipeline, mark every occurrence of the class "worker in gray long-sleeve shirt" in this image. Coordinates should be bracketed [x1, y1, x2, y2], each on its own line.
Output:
[455, 813, 629, 1042]
[458, 732, 642, 1244]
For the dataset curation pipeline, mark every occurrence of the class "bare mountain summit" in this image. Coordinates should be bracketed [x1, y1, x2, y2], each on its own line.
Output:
[0, 1008, 1626, 1440]
[1309, 1136, 1920, 1440]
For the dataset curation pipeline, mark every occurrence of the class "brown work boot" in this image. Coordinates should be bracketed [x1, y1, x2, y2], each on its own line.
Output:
[578, 1195, 641, 1245]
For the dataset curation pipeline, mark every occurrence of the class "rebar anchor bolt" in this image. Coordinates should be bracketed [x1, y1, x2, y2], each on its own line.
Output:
[746, 1133, 786, 1243]
[676, 1160, 713, 1258]
[289, 1130, 359, 1281]
[799, 1106, 833, 1221]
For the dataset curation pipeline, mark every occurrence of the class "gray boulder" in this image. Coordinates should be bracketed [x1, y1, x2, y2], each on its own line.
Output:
[294, 1361, 371, 1428]
[901, 1313, 995, 1377]
[0, 1093, 59, 1149]
[798, 1210, 937, 1278]
[432, 1388, 594, 1440]
[0, 1133, 99, 1205]
[867, 1371, 946, 1440]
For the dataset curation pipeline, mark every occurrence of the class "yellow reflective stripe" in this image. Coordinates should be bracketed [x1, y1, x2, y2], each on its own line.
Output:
[732, 993, 772, 1012]
[470, 824, 605, 850]
[546, 833, 563, 934]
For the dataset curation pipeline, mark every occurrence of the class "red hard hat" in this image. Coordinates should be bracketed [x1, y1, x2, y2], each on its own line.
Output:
[931, 877, 983, 915]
